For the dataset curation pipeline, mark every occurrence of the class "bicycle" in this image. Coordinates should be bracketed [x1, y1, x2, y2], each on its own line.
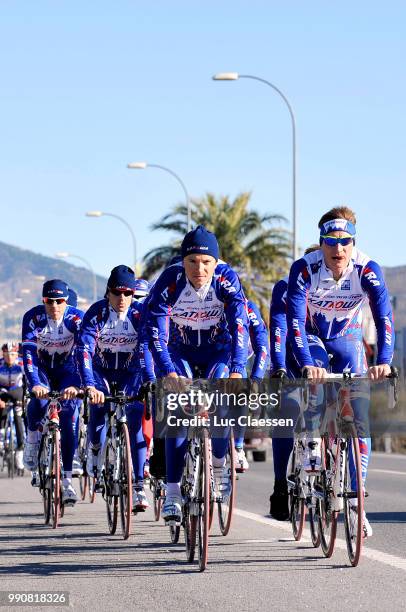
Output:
[287, 368, 398, 566]
[1, 397, 25, 478]
[98, 388, 134, 540]
[77, 397, 95, 502]
[36, 391, 81, 529]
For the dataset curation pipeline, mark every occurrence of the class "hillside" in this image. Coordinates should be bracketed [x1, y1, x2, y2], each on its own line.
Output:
[0, 241, 106, 339]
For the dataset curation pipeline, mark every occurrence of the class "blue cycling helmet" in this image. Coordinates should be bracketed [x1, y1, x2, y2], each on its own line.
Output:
[133, 278, 151, 298]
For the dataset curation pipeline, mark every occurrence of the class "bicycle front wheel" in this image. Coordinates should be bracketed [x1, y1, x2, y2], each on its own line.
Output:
[319, 436, 337, 557]
[343, 437, 364, 566]
[39, 434, 51, 525]
[197, 432, 211, 572]
[51, 429, 62, 529]
[288, 445, 306, 541]
[119, 424, 133, 540]
[218, 432, 236, 536]
[103, 439, 118, 535]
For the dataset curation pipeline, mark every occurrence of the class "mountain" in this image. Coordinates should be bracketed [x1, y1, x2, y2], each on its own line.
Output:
[0, 241, 107, 339]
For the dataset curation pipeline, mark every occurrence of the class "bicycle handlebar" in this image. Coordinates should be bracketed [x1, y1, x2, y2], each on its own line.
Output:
[29, 390, 85, 400]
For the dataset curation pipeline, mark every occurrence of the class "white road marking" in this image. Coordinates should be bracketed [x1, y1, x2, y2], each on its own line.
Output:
[369, 469, 406, 476]
[234, 508, 406, 572]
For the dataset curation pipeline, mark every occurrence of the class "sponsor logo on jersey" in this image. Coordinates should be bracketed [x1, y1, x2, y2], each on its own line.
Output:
[363, 266, 380, 287]
[341, 280, 351, 290]
[292, 319, 304, 348]
[219, 275, 237, 294]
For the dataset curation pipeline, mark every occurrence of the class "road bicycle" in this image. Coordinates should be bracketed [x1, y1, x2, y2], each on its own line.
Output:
[98, 388, 134, 540]
[0, 396, 25, 478]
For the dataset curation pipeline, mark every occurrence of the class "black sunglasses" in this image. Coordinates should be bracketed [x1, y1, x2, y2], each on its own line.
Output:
[110, 289, 134, 297]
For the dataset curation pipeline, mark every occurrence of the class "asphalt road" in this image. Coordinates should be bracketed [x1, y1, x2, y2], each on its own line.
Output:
[1, 452, 405, 612]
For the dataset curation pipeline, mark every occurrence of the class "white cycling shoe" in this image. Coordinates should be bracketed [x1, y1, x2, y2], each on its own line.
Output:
[349, 503, 373, 538]
[214, 465, 231, 501]
[235, 448, 249, 473]
[62, 481, 78, 505]
[132, 488, 149, 512]
[72, 455, 83, 476]
[15, 449, 24, 471]
[162, 495, 182, 522]
[303, 437, 321, 472]
[23, 441, 40, 471]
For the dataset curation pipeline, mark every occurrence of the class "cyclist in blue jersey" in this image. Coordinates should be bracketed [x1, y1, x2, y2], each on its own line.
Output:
[234, 299, 269, 472]
[77, 265, 155, 511]
[0, 342, 25, 471]
[145, 225, 249, 522]
[268, 246, 326, 520]
[22, 279, 83, 504]
[286, 206, 394, 536]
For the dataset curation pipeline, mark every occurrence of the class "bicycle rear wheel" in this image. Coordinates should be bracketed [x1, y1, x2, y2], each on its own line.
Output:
[308, 475, 321, 548]
[119, 424, 133, 540]
[51, 429, 62, 529]
[218, 432, 236, 536]
[103, 439, 118, 535]
[288, 444, 306, 541]
[343, 437, 363, 566]
[319, 437, 338, 557]
[197, 432, 210, 572]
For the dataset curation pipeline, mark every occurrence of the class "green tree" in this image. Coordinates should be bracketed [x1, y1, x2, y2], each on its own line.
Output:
[142, 192, 291, 320]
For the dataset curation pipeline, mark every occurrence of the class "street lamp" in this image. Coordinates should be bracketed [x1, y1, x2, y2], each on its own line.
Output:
[55, 252, 97, 303]
[85, 211, 138, 274]
[127, 161, 192, 232]
[213, 72, 297, 260]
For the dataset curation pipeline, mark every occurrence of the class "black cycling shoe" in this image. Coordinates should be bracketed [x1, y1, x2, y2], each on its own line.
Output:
[269, 479, 289, 521]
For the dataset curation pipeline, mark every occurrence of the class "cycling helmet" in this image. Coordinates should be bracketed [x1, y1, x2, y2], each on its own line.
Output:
[2, 341, 19, 353]
[133, 278, 151, 298]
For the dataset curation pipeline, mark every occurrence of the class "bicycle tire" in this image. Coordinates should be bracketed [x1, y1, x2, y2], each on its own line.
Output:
[119, 424, 133, 540]
[5, 414, 15, 479]
[343, 437, 363, 567]
[51, 429, 61, 529]
[197, 432, 210, 572]
[39, 434, 51, 525]
[103, 439, 118, 535]
[289, 444, 306, 541]
[218, 432, 236, 536]
[184, 504, 197, 562]
[319, 437, 338, 557]
[170, 524, 180, 543]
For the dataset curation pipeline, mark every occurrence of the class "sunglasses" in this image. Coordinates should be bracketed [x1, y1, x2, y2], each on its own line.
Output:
[321, 235, 353, 247]
[43, 298, 67, 304]
[109, 289, 134, 297]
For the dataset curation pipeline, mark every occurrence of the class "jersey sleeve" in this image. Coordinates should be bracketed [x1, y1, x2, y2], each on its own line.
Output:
[21, 309, 41, 388]
[145, 269, 178, 376]
[76, 304, 101, 387]
[286, 258, 313, 368]
[269, 279, 288, 372]
[248, 301, 269, 380]
[136, 302, 156, 382]
[219, 267, 249, 375]
[360, 260, 395, 365]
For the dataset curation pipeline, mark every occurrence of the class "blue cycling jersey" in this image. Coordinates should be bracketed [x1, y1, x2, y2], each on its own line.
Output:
[77, 299, 154, 387]
[22, 305, 83, 388]
[286, 247, 394, 368]
[145, 261, 249, 375]
[269, 277, 289, 372]
[0, 362, 23, 392]
[247, 300, 269, 379]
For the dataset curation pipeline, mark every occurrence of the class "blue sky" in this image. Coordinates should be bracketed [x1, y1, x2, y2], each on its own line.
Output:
[1, 1, 405, 277]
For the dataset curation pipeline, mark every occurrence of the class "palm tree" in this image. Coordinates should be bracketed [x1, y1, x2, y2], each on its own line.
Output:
[142, 192, 291, 320]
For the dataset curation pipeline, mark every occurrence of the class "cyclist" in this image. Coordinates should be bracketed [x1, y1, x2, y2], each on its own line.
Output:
[144, 225, 249, 522]
[22, 279, 83, 504]
[268, 246, 326, 520]
[233, 299, 269, 472]
[287, 206, 394, 536]
[0, 341, 25, 470]
[77, 265, 155, 512]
